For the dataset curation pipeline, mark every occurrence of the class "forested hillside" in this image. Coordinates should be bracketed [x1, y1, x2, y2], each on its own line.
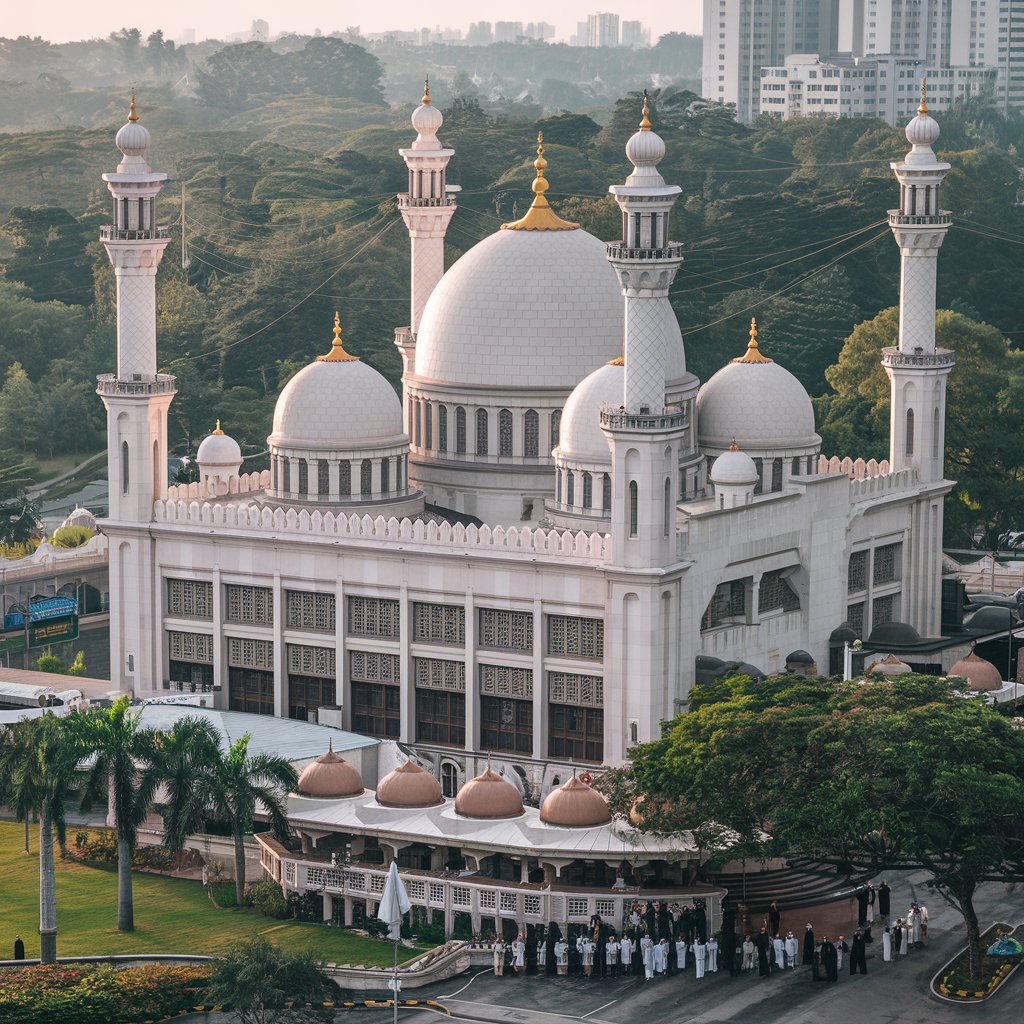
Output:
[1, 31, 1023, 544]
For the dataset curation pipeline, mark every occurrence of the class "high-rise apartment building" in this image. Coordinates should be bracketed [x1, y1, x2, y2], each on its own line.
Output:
[621, 20, 651, 47]
[587, 12, 620, 47]
[494, 21, 524, 44]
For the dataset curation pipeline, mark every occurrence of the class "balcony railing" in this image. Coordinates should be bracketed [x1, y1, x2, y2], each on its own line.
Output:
[397, 195, 457, 209]
[887, 211, 952, 227]
[600, 405, 687, 432]
[96, 373, 177, 397]
[100, 225, 170, 241]
[606, 242, 686, 261]
[881, 347, 955, 369]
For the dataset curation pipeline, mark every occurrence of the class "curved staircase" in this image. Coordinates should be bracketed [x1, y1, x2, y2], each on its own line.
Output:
[710, 861, 871, 915]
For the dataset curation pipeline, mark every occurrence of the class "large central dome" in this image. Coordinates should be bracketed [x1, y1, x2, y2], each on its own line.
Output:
[414, 227, 623, 388]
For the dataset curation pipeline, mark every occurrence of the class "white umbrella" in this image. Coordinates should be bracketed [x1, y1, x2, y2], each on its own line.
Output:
[377, 860, 411, 940]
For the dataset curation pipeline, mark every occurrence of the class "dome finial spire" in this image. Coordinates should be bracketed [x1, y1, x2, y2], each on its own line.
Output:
[919, 77, 928, 116]
[317, 310, 359, 362]
[213, 419, 224, 435]
[729, 437, 739, 452]
[422, 77, 430, 105]
[640, 89, 652, 131]
[731, 316, 774, 364]
[128, 89, 139, 122]
[501, 131, 580, 231]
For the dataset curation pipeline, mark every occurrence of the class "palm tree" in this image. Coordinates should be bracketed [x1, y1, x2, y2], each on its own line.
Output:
[76, 697, 162, 932]
[197, 734, 297, 908]
[0, 714, 82, 962]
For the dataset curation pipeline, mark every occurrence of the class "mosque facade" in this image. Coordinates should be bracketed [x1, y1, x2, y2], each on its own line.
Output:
[97, 86, 953, 796]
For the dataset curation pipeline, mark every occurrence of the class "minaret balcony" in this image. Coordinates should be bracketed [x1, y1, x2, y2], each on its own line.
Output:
[881, 347, 955, 370]
[96, 372, 177, 397]
[100, 224, 170, 242]
[887, 211, 952, 228]
[397, 194, 457, 209]
[606, 242, 685, 261]
[600, 405, 687, 432]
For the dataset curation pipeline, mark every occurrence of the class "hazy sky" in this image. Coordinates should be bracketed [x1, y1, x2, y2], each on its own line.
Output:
[10, 1, 701, 45]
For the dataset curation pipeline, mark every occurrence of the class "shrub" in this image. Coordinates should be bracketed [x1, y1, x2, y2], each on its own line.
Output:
[67, 651, 86, 677]
[248, 879, 289, 918]
[51, 525, 94, 548]
[209, 881, 238, 909]
[35, 651, 62, 673]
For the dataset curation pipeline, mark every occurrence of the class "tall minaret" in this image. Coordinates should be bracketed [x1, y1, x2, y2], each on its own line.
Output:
[601, 92, 687, 569]
[882, 81, 955, 484]
[97, 94, 174, 694]
[395, 81, 457, 394]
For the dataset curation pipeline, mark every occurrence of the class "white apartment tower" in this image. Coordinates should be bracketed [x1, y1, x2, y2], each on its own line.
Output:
[97, 94, 174, 693]
[587, 12, 619, 47]
[882, 84, 954, 634]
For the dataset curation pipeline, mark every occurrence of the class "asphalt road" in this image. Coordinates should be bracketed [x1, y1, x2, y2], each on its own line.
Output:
[352, 871, 1024, 1024]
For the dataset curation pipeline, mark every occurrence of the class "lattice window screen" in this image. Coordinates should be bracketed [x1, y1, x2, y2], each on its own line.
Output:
[287, 644, 336, 679]
[548, 672, 603, 708]
[286, 591, 336, 632]
[226, 584, 273, 624]
[412, 602, 465, 645]
[547, 615, 604, 658]
[479, 608, 533, 651]
[413, 657, 466, 691]
[348, 596, 400, 639]
[167, 631, 214, 663]
[479, 663, 533, 698]
[227, 636, 274, 669]
[167, 579, 213, 618]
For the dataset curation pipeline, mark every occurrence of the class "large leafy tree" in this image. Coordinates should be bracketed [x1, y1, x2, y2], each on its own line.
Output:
[615, 673, 1024, 979]
[76, 698, 163, 932]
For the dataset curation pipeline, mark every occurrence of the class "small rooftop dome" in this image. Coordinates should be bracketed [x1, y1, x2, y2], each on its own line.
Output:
[61, 506, 97, 532]
[624, 91, 666, 184]
[904, 84, 940, 150]
[454, 765, 524, 819]
[115, 92, 151, 163]
[948, 649, 1002, 692]
[867, 621, 922, 648]
[540, 774, 611, 828]
[710, 441, 759, 486]
[196, 422, 243, 479]
[297, 741, 364, 799]
[864, 653, 913, 676]
[410, 79, 443, 140]
[375, 760, 444, 808]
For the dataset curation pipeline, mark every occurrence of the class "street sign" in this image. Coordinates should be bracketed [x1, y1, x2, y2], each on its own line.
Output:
[29, 615, 79, 648]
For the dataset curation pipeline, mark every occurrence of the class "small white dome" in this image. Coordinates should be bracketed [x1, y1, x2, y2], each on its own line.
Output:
[559, 361, 623, 463]
[697, 320, 819, 452]
[271, 316, 402, 450]
[710, 444, 759, 485]
[197, 425, 242, 469]
[624, 92, 666, 185]
[411, 90, 443, 138]
[115, 94, 150, 156]
[905, 107, 940, 148]
[61, 506, 97, 531]
[415, 228, 622, 389]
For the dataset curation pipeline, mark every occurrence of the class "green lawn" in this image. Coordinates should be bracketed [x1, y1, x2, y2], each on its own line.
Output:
[1, 822, 427, 966]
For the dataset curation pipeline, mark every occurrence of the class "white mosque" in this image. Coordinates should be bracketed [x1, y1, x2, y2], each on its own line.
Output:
[97, 86, 954, 796]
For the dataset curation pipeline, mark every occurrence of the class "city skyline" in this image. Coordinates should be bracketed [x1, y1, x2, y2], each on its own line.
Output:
[4, 2, 701, 45]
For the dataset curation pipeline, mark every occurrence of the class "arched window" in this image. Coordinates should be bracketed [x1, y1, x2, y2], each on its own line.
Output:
[455, 407, 466, 454]
[298, 458, 308, 496]
[414, 399, 422, 448]
[932, 405, 940, 461]
[550, 410, 561, 448]
[338, 460, 350, 497]
[555, 469, 562, 504]
[567, 471, 575, 507]
[771, 457, 783, 492]
[121, 441, 129, 495]
[499, 409, 513, 457]
[380, 457, 390, 494]
[438, 405, 448, 452]
[424, 402, 432, 450]
[582, 472, 592, 509]
[476, 409, 488, 455]
[441, 762, 458, 798]
[272, 455, 278, 491]
[524, 409, 539, 458]
[360, 458, 372, 496]
[664, 477, 671, 536]
[906, 408, 915, 456]
[318, 460, 329, 497]
[629, 481, 638, 537]
[283, 458, 291, 493]
[602, 473, 611, 512]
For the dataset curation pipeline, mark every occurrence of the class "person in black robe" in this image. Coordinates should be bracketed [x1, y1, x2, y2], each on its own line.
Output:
[657, 902, 672, 941]
[812, 943, 823, 982]
[643, 902, 657, 940]
[850, 929, 868, 974]
[768, 901, 781, 938]
[545, 922, 560, 976]
[878, 880, 892, 920]
[856, 887, 869, 926]
[695, 901, 708, 943]
[821, 937, 838, 982]
[802, 924, 815, 967]
[755, 926, 771, 977]
[720, 908, 738, 975]
[13, 935, 25, 960]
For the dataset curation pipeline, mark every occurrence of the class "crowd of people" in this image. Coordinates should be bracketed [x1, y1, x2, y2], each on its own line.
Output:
[487, 882, 932, 985]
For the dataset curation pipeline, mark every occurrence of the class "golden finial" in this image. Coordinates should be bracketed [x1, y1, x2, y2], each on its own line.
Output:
[317, 310, 359, 362]
[608, 355, 625, 366]
[731, 316, 774, 364]
[729, 438, 739, 452]
[212, 420, 224, 435]
[422, 77, 431, 105]
[128, 90, 139, 122]
[640, 89, 652, 131]
[919, 78, 928, 116]
[502, 131, 580, 232]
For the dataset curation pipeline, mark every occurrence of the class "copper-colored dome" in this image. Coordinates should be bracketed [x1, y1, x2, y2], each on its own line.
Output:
[949, 650, 1002, 692]
[376, 760, 444, 808]
[454, 766, 524, 819]
[297, 741, 364, 798]
[540, 775, 610, 827]
[865, 653, 912, 676]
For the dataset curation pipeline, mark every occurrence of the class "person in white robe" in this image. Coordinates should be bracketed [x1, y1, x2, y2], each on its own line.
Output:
[538, 936, 548, 970]
[493, 939, 506, 976]
[835, 936, 846, 971]
[555, 939, 568, 976]
[882, 926, 892, 962]
[606, 935, 620, 976]
[582, 937, 596, 977]
[784, 931, 798, 968]
[694, 937, 707, 979]
[909, 906, 922, 945]
[919, 905, 929, 945]
[742, 934, 755, 971]
[641, 934, 655, 980]
[676, 936, 688, 971]
[773, 934, 785, 970]
[654, 938, 668, 975]
[512, 935, 525, 974]
[707, 935, 719, 972]
[899, 922, 909, 956]
[619, 934, 633, 974]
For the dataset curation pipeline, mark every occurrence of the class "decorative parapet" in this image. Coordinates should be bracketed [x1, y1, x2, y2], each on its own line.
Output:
[153, 494, 609, 564]
[165, 470, 269, 503]
[881, 347, 955, 370]
[817, 455, 891, 479]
